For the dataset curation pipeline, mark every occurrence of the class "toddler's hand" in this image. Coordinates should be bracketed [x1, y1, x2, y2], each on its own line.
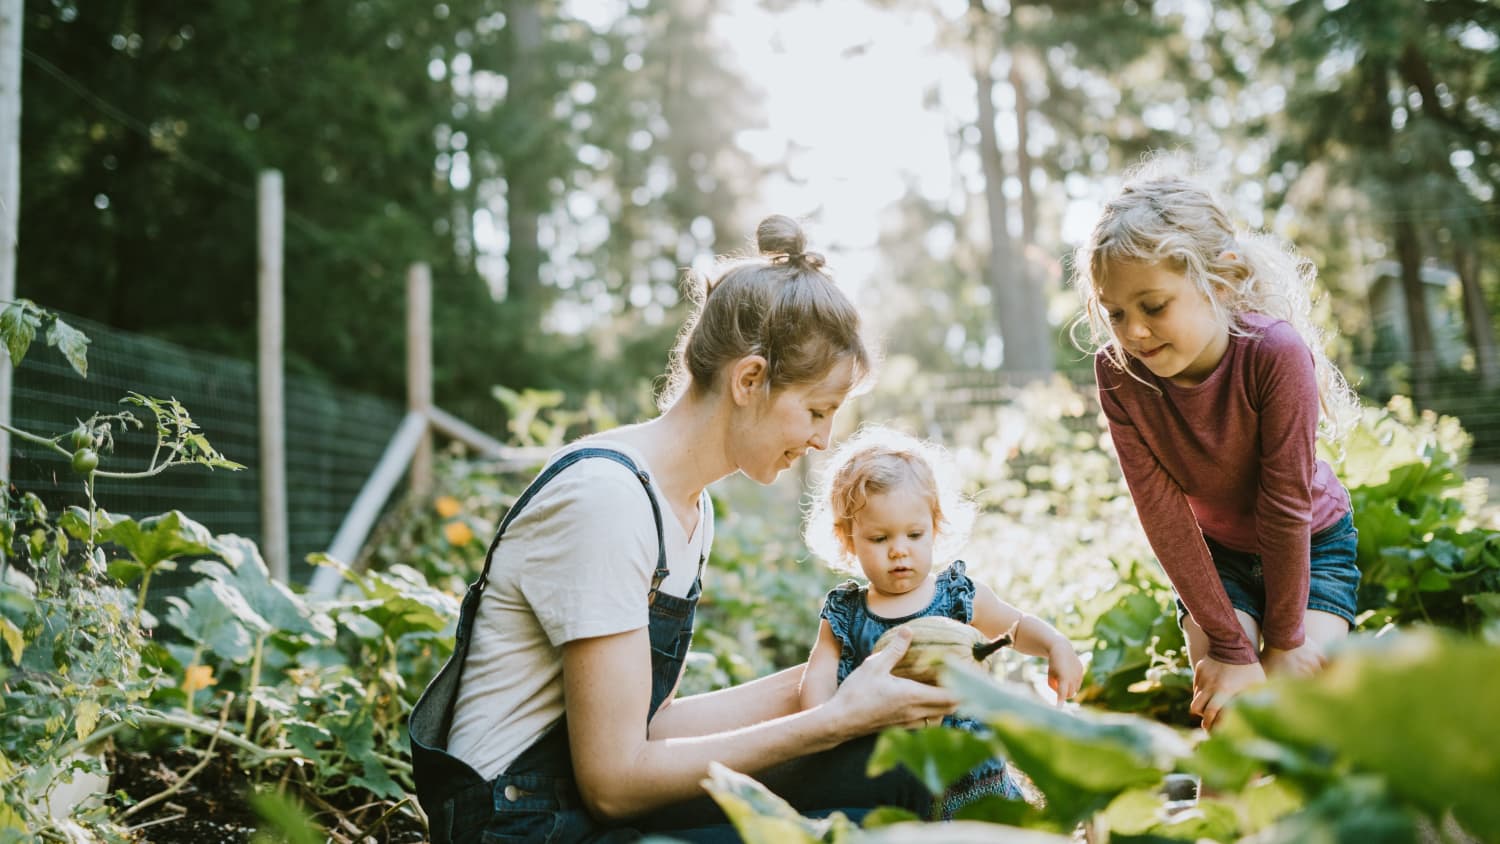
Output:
[1046, 643, 1084, 705]
[1190, 657, 1266, 731]
[1260, 641, 1325, 678]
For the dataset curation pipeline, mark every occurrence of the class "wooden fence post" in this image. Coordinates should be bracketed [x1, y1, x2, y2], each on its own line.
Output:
[258, 170, 289, 581]
[0, 0, 23, 481]
[408, 262, 434, 497]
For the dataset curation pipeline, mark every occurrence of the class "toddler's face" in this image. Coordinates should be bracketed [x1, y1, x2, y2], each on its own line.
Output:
[1097, 260, 1230, 386]
[848, 481, 937, 598]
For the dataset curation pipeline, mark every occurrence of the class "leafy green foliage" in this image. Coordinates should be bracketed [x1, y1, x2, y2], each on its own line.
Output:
[1329, 401, 1500, 631]
[867, 725, 1000, 800]
[1214, 630, 1500, 840]
[938, 663, 1189, 831]
[701, 762, 856, 844]
[0, 299, 88, 377]
[1077, 563, 1192, 724]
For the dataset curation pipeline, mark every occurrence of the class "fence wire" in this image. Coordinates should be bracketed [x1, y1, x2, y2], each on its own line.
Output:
[8, 311, 403, 588]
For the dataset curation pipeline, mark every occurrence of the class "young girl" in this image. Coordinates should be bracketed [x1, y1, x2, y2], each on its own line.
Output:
[1073, 160, 1362, 732]
[799, 425, 1084, 818]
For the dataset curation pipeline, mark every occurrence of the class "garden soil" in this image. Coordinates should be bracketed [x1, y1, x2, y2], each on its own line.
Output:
[109, 749, 426, 842]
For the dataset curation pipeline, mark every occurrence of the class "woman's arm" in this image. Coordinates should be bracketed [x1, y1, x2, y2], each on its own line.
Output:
[798, 619, 842, 710]
[565, 626, 956, 822]
[647, 664, 805, 739]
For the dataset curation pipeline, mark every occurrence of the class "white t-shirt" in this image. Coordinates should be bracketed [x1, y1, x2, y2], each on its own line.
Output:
[446, 439, 713, 780]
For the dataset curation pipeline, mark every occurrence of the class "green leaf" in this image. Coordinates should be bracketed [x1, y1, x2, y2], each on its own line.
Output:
[699, 762, 832, 844]
[941, 662, 1189, 828]
[1243, 776, 1304, 834]
[351, 755, 405, 800]
[1223, 630, 1500, 839]
[250, 791, 323, 844]
[0, 617, 23, 664]
[106, 559, 145, 586]
[1246, 777, 1417, 844]
[44, 317, 90, 378]
[283, 720, 333, 760]
[97, 510, 215, 569]
[1101, 787, 1239, 840]
[342, 564, 455, 641]
[0, 303, 36, 367]
[857, 807, 922, 829]
[198, 536, 335, 641]
[1462, 592, 1500, 618]
[857, 821, 1072, 843]
[163, 579, 271, 662]
[74, 699, 101, 742]
[867, 724, 1000, 796]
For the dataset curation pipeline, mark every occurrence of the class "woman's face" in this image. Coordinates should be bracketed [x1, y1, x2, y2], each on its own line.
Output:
[848, 480, 937, 599]
[735, 356, 855, 485]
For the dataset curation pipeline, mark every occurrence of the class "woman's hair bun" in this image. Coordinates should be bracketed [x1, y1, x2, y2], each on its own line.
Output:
[756, 214, 825, 270]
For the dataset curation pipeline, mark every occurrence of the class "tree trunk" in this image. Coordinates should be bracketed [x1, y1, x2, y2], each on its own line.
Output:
[968, 0, 1048, 376]
[1009, 52, 1051, 374]
[502, 0, 543, 303]
[1009, 59, 1035, 250]
[1394, 218, 1436, 404]
[1454, 241, 1499, 389]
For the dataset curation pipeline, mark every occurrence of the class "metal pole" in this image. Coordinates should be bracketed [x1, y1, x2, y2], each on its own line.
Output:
[257, 170, 288, 581]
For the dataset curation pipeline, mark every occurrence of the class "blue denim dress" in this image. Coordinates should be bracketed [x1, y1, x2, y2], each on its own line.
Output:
[409, 448, 701, 843]
[821, 560, 1023, 818]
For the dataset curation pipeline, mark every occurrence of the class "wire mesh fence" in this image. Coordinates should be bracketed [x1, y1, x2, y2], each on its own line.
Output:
[8, 311, 403, 588]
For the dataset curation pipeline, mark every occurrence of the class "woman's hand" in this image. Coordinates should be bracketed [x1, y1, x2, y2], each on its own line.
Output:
[1190, 656, 1266, 731]
[1260, 641, 1325, 679]
[1046, 643, 1085, 705]
[828, 628, 959, 735]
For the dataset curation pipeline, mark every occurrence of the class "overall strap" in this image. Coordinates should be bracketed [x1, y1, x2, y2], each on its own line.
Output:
[473, 446, 670, 604]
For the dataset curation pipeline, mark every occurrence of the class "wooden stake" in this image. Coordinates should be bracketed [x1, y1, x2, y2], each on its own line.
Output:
[407, 262, 433, 496]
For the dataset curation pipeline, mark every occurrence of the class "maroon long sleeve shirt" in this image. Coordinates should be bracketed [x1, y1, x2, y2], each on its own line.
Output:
[1095, 314, 1350, 664]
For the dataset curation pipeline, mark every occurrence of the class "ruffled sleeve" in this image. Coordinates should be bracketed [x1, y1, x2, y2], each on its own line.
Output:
[937, 560, 976, 623]
[819, 579, 865, 651]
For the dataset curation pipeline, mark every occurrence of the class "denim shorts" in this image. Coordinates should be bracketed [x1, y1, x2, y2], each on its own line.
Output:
[1176, 511, 1361, 630]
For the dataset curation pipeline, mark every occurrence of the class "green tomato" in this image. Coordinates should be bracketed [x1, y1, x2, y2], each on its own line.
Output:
[71, 448, 99, 474]
[71, 425, 92, 450]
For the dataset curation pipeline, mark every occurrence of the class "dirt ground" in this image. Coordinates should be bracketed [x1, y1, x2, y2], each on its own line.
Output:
[109, 749, 426, 843]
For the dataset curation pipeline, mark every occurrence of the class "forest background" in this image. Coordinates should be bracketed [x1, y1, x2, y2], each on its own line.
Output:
[17, 0, 1500, 433]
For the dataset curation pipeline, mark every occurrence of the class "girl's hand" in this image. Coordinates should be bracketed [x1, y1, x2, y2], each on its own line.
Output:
[1190, 657, 1266, 731]
[1260, 641, 1325, 678]
[1046, 643, 1085, 705]
[830, 628, 958, 734]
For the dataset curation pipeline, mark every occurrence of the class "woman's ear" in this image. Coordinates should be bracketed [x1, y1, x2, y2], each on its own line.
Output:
[728, 355, 769, 406]
[1218, 249, 1240, 264]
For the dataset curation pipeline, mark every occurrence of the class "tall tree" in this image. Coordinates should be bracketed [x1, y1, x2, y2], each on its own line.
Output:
[1262, 0, 1500, 401]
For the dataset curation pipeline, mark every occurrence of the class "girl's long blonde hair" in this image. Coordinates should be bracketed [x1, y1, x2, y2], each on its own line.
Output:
[1072, 157, 1359, 443]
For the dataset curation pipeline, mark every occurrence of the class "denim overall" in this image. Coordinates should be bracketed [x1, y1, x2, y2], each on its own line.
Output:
[409, 447, 703, 843]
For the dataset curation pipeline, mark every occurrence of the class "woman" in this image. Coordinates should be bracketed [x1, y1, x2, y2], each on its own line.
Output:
[410, 215, 957, 843]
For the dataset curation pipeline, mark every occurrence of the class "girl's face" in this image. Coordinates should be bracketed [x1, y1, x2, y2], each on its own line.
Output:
[848, 481, 937, 599]
[1097, 260, 1230, 386]
[734, 357, 853, 484]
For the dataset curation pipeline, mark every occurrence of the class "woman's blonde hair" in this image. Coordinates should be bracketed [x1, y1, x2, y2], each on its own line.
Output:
[661, 215, 871, 409]
[1071, 156, 1359, 442]
[804, 425, 976, 575]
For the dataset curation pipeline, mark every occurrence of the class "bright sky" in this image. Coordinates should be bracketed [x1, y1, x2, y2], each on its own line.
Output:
[714, 0, 1113, 300]
[715, 0, 970, 295]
